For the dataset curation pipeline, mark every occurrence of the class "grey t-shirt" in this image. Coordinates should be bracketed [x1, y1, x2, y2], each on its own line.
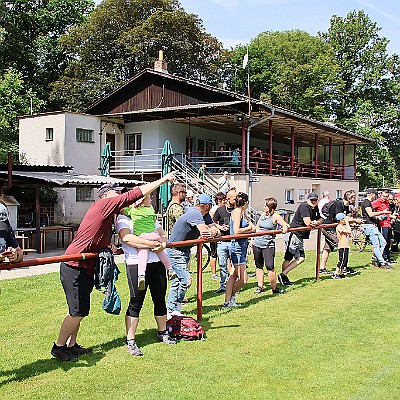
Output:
[253, 213, 276, 248]
[169, 207, 206, 252]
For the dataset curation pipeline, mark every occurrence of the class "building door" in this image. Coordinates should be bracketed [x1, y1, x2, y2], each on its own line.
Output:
[106, 133, 116, 167]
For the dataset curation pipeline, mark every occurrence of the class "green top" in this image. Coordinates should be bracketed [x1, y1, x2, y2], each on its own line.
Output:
[124, 205, 157, 236]
[197, 167, 205, 182]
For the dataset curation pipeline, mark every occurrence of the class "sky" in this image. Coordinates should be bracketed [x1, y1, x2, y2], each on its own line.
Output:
[177, 0, 400, 55]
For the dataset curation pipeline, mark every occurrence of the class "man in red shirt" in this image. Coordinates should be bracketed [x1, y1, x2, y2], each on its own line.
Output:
[51, 173, 175, 361]
[372, 189, 395, 263]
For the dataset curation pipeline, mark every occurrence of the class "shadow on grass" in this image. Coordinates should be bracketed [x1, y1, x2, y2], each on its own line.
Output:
[0, 336, 125, 387]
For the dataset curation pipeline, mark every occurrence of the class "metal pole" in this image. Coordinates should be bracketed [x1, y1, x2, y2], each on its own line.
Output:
[196, 242, 203, 321]
[316, 228, 322, 280]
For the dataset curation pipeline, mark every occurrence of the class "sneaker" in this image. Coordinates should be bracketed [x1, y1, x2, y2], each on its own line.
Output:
[332, 273, 345, 280]
[278, 273, 294, 286]
[51, 343, 77, 362]
[127, 340, 143, 356]
[378, 262, 394, 269]
[222, 301, 231, 309]
[272, 287, 285, 294]
[211, 274, 219, 280]
[214, 287, 226, 294]
[68, 343, 93, 355]
[254, 286, 266, 294]
[229, 296, 241, 307]
[344, 268, 357, 275]
[168, 270, 177, 280]
[319, 268, 331, 274]
[157, 331, 177, 345]
[138, 275, 146, 291]
[386, 259, 397, 264]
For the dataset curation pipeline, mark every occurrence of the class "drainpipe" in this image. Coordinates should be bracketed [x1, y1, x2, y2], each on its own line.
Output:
[1, 151, 13, 195]
[246, 106, 275, 207]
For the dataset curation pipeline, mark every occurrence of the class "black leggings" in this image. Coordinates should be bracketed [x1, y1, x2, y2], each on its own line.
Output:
[126, 261, 167, 318]
[337, 248, 349, 271]
[252, 245, 275, 271]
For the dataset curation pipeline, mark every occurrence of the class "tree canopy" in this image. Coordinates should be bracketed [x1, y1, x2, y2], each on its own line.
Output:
[50, 0, 225, 111]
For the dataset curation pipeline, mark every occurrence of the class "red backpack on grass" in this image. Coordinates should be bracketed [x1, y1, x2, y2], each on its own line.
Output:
[167, 315, 205, 340]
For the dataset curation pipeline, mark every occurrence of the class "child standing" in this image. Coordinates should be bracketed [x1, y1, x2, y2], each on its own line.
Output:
[124, 196, 176, 290]
[333, 213, 352, 279]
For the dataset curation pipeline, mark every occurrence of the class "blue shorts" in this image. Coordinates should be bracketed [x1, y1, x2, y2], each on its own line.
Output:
[229, 240, 248, 265]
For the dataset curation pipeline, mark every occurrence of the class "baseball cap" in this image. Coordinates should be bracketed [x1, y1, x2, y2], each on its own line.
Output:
[98, 182, 125, 198]
[335, 212, 347, 221]
[223, 171, 229, 175]
[0, 203, 9, 230]
[307, 192, 318, 200]
[186, 189, 194, 198]
[197, 193, 213, 204]
[366, 188, 377, 195]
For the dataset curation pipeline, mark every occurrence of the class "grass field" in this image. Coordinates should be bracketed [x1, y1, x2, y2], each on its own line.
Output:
[1, 248, 400, 400]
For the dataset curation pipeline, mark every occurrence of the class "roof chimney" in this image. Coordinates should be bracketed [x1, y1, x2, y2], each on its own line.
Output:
[154, 50, 168, 73]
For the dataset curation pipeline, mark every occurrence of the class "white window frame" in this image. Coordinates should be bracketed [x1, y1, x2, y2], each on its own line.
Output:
[125, 133, 142, 155]
[285, 189, 294, 203]
[298, 188, 311, 202]
[76, 128, 94, 143]
[336, 189, 342, 199]
[76, 187, 94, 202]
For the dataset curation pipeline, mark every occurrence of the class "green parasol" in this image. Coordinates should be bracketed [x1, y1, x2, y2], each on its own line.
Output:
[159, 140, 174, 212]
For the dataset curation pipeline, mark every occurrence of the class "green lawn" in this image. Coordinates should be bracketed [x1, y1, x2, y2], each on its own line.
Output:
[1, 248, 400, 400]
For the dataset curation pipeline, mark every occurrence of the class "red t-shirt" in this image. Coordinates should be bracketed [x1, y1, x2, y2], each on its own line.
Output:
[371, 198, 391, 228]
[64, 186, 143, 275]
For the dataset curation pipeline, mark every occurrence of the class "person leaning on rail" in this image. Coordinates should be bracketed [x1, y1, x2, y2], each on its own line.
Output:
[50, 172, 176, 362]
[278, 192, 323, 286]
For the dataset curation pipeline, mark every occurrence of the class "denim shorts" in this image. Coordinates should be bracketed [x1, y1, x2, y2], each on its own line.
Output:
[229, 240, 248, 265]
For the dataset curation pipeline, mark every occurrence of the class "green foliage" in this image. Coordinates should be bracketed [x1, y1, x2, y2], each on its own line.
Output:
[0, 68, 44, 163]
[226, 30, 340, 120]
[50, 0, 225, 111]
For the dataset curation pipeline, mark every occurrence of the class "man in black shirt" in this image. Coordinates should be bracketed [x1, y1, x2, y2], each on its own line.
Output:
[361, 189, 392, 268]
[212, 188, 237, 293]
[278, 192, 322, 286]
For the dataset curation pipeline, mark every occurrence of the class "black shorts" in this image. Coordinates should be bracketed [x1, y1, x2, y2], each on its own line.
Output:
[322, 229, 338, 251]
[253, 245, 275, 271]
[210, 242, 217, 258]
[60, 262, 94, 317]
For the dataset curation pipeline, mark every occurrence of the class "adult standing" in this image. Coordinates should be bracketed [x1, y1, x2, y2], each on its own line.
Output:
[165, 183, 186, 238]
[218, 171, 231, 194]
[166, 193, 220, 316]
[278, 192, 322, 286]
[361, 189, 392, 268]
[223, 192, 255, 308]
[51, 173, 175, 362]
[318, 190, 330, 219]
[253, 197, 289, 294]
[116, 207, 176, 356]
[213, 188, 237, 293]
[197, 163, 206, 192]
[182, 189, 195, 212]
[0, 202, 23, 264]
[372, 189, 395, 263]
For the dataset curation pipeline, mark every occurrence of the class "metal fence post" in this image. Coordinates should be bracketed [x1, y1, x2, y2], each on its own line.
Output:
[196, 242, 203, 321]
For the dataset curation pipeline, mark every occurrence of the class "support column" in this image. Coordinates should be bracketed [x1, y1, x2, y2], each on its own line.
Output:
[314, 132, 318, 178]
[342, 141, 346, 180]
[241, 120, 246, 173]
[269, 120, 273, 175]
[329, 137, 332, 179]
[291, 126, 295, 176]
[186, 117, 191, 157]
[353, 144, 357, 180]
[35, 186, 41, 254]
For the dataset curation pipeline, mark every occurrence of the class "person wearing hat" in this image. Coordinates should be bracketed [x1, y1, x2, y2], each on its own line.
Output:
[360, 189, 392, 269]
[0, 202, 23, 264]
[278, 192, 323, 286]
[182, 189, 195, 212]
[218, 171, 231, 194]
[166, 193, 220, 317]
[332, 213, 352, 279]
[51, 173, 176, 362]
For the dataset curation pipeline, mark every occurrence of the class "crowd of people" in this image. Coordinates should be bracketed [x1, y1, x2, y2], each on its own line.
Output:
[1, 171, 394, 361]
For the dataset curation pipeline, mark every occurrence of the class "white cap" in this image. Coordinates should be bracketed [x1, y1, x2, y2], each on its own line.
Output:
[186, 190, 194, 197]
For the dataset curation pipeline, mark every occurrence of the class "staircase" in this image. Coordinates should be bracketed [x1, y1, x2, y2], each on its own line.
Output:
[172, 154, 259, 223]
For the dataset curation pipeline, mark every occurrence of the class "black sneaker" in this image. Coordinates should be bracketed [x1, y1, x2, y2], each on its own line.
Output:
[332, 273, 345, 280]
[344, 268, 357, 275]
[386, 259, 397, 264]
[214, 287, 226, 294]
[157, 331, 177, 345]
[68, 343, 93, 356]
[319, 268, 331, 274]
[278, 273, 294, 286]
[378, 262, 394, 269]
[254, 286, 265, 294]
[51, 343, 77, 362]
[272, 287, 285, 294]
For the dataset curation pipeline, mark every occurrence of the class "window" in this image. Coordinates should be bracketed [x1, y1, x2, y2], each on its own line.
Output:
[76, 128, 94, 142]
[285, 189, 294, 204]
[298, 188, 311, 202]
[125, 133, 142, 155]
[336, 190, 342, 199]
[46, 128, 54, 141]
[76, 187, 94, 202]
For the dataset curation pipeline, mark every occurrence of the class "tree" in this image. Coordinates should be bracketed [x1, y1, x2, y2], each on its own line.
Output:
[0, 0, 94, 106]
[0, 68, 44, 163]
[50, 0, 225, 111]
[225, 30, 341, 120]
[321, 10, 400, 187]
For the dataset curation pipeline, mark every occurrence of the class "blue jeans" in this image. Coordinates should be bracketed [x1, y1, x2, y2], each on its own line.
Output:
[217, 241, 230, 289]
[166, 248, 192, 314]
[362, 224, 386, 263]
